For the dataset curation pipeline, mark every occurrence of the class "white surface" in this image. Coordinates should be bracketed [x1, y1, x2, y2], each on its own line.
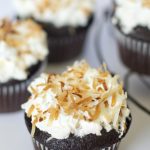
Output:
[0, 0, 149, 150]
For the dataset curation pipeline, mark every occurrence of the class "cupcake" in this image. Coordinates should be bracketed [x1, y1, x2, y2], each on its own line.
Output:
[112, 0, 150, 75]
[0, 19, 48, 112]
[22, 60, 131, 150]
[14, 0, 95, 62]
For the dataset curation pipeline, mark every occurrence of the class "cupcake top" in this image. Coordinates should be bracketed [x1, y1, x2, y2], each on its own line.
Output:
[22, 61, 130, 139]
[0, 19, 48, 83]
[14, 0, 95, 27]
[112, 0, 150, 34]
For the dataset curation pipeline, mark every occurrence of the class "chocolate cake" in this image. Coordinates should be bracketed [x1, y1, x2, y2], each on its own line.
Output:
[25, 114, 131, 150]
[22, 61, 132, 150]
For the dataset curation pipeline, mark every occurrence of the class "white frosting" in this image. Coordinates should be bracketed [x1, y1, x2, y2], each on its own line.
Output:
[14, 0, 95, 27]
[22, 61, 130, 139]
[112, 0, 150, 34]
[0, 19, 48, 83]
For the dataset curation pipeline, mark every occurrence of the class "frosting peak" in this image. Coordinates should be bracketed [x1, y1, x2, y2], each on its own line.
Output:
[22, 61, 130, 139]
[112, 0, 150, 34]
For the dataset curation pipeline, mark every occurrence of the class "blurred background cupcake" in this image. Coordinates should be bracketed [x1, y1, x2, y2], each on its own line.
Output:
[112, 0, 150, 75]
[14, 0, 96, 63]
[22, 61, 131, 150]
[0, 18, 48, 112]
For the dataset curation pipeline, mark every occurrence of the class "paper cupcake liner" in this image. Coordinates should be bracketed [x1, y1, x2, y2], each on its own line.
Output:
[32, 138, 120, 150]
[47, 30, 87, 62]
[0, 60, 46, 113]
[16, 16, 93, 63]
[24, 115, 131, 150]
[114, 26, 150, 75]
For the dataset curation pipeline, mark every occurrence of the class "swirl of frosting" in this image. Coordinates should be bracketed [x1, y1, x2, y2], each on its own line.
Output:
[14, 0, 95, 27]
[0, 19, 48, 83]
[112, 0, 150, 34]
[22, 60, 130, 139]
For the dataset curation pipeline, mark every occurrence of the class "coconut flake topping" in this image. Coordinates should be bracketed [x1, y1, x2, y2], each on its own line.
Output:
[22, 60, 130, 139]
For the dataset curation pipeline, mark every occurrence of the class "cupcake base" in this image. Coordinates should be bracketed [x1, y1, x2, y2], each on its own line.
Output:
[32, 138, 120, 150]
[25, 114, 131, 150]
[47, 31, 86, 62]
[36, 17, 94, 63]
[0, 61, 46, 113]
[114, 25, 150, 75]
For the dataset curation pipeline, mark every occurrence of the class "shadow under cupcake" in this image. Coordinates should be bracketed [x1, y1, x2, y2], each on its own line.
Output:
[0, 19, 48, 112]
[22, 60, 132, 150]
[112, 0, 150, 75]
[14, 0, 95, 63]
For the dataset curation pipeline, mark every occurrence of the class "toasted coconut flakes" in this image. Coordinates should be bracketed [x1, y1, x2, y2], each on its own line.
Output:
[81, 106, 89, 112]
[31, 117, 39, 136]
[72, 93, 82, 98]
[82, 8, 92, 16]
[43, 83, 52, 91]
[57, 91, 68, 103]
[31, 124, 36, 137]
[104, 101, 109, 108]
[89, 104, 101, 121]
[142, 0, 150, 8]
[79, 114, 84, 120]
[30, 86, 37, 95]
[48, 105, 60, 124]
[93, 78, 98, 89]
[76, 96, 92, 105]
[47, 74, 56, 83]
[27, 105, 35, 117]
[111, 93, 116, 107]
[101, 72, 109, 77]
[36, 114, 42, 122]
[60, 81, 65, 88]
[17, 50, 32, 56]
[39, 117, 43, 122]
[97, 86, 103, 92]
[37, 83, 46, 87]
[118, 83, 123, 94]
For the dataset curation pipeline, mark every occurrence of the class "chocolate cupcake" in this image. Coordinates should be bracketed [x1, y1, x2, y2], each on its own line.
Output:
[22, 60, 131, 150]
[0, 19, 48, 112]
[14, 0, 95, 62]
[112, 0, 150, 75]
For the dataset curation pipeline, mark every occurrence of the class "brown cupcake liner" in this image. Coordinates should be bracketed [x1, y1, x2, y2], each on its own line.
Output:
[47, 30, 87, 62]
[32, 138, 120, 150]
[25, 106, 131, 150]
[0, 60, 47, 113]
[38, 17, 93, 63]
[114, 26, 150, 75]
